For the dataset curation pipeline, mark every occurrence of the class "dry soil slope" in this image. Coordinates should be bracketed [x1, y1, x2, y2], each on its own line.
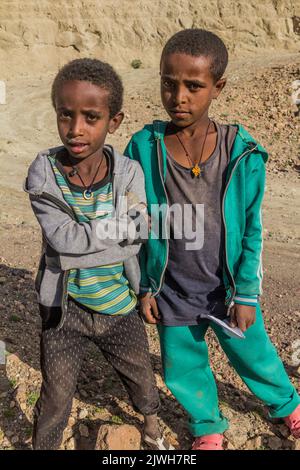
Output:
[0, 0, 300, 78]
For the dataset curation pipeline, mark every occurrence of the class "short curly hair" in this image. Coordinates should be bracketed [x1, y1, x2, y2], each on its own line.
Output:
[161, 29, 228, 82]
[51, 58, 123, 118]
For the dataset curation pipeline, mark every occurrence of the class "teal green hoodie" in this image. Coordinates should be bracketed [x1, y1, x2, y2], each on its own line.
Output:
[124, 121, 268, 309]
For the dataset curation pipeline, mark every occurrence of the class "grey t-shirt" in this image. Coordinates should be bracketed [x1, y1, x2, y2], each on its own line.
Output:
[156, 122, 237, 326]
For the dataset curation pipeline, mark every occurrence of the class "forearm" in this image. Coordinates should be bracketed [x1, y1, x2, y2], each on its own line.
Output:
[234, 159, 265, 303]
[30, 197, 138, 255]
[58, 243, 141, 270]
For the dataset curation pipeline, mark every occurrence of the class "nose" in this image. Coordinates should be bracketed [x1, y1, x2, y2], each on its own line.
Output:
[173, 85, 187, 105]
[68, 115, 85, 138]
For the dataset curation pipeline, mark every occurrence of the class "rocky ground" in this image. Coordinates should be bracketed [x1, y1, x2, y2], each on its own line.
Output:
[0, 54, 299, 450]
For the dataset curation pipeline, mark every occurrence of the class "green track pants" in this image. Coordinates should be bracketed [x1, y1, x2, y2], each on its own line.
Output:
[158, 305, 300, 436]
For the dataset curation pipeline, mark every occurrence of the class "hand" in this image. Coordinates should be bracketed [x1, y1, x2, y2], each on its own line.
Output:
[139, 292, 160, 324]
[229, 303, 256, 332]
[126, 192, 148, 223]
[136, 207, 151, 232]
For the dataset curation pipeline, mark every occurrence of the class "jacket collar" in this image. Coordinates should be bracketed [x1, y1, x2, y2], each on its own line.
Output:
[24, 144, 128, 196]
[152, 120, 268, 163]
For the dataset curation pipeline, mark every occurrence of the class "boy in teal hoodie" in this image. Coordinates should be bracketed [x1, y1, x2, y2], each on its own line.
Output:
[125, 29, 300, 450]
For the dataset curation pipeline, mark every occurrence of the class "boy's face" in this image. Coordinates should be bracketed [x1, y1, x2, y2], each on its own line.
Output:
[55, 80, 123, 160]
[160, 53, 226, 128]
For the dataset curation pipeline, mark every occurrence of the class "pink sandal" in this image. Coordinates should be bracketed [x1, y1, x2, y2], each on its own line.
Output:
[192, 433, 224, 450]
[284, 404, 300, 438]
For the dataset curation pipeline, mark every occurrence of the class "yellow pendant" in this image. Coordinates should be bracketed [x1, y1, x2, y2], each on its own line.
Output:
[191, 164, 201, 178]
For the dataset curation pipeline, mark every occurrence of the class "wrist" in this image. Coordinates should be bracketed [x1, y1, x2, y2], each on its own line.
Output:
[234, 294, 258, 307]
[138, 290, 152, 300]
[139, 286, 152, 296]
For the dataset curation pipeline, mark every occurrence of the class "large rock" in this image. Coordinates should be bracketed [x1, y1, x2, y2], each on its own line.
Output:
[224, 412, 252, 449]
[95, 424, 141, 451]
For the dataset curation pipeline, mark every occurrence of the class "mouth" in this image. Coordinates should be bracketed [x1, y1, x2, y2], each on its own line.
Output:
[67, 141, 89, 154]
[169, 109, 190, 119]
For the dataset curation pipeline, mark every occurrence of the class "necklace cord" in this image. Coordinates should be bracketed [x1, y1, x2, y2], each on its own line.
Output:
[176, 119, 211, 173]
[69, 153, 105, 191]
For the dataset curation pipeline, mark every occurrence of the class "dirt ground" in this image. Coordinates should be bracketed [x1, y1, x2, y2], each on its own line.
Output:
[0, 52, 299, 450]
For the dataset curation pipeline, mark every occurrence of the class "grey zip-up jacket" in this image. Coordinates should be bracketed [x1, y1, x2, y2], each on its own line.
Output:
[24, 145, 147, 329]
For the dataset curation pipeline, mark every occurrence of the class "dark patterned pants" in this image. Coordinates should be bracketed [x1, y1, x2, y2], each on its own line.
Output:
[32, 299, 160, 450]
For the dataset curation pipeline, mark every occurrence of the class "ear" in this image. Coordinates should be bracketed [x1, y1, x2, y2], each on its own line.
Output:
[213, 77, 227, 99]
[108, 111, 124, 134]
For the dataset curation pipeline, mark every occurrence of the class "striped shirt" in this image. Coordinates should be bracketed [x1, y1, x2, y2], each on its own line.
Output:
[48, 152, 137, 316]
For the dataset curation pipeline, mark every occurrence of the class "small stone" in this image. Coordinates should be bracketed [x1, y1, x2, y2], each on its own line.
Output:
[11, 436, 19, 445]
[277, 424, 290, 438]
[65, 437, 76, 450]
[14, 301, 25, 311]
[294, 440, 300, 451]
[68, 416, 76, 427]
[79, 389, 88, 398]
[78, 409, 88, 420]
[294, 311, 300, 317]
[79, 424, 89, 438]
[244, 436, 262, 450]
[226, 441, 235, 450]
[95, 424, 141, 450]
[267, 436, 282, 450]
[9, 401, 15, 408]
[2, 438, 10, 447]
[63, 427, 73, 441]
[282, 440, 293, 450]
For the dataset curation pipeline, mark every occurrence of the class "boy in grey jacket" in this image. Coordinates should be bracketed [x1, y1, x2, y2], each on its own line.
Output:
[24, 58, 173, 450]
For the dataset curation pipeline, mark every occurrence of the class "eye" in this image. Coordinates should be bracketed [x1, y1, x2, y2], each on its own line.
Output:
[188, 83, 201, 91]
[162, 79, 175, 89]
[58, 110, 72, 120]
[86, 113, 100, 123]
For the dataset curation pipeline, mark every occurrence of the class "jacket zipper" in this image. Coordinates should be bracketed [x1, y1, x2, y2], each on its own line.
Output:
[32, 175, 118, 329]
[31, 191, 75, 219]
[152, 137, 170, 296]
[221, 144, 258, 310]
